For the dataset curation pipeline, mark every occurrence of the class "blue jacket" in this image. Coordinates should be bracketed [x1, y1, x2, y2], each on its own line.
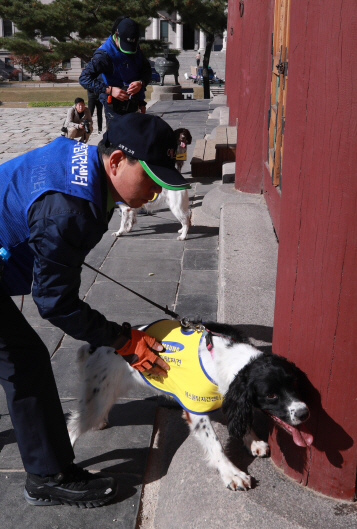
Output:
[79, 35, 151, 106]
[0, 138, 121, 346]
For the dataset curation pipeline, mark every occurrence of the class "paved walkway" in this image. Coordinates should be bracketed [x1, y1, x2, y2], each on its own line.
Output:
[0, 101, 356, 529]
[0, 100, 221, 529]
[0, 98, 221, 165]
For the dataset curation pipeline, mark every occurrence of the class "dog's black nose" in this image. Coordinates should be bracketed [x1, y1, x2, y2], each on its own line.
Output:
[296, 407, 310, 422]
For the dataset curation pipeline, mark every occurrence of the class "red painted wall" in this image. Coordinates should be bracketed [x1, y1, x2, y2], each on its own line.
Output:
[226, 0, 357, 500]
[272, 0, 357, 500]
[226, 0, 274, 193]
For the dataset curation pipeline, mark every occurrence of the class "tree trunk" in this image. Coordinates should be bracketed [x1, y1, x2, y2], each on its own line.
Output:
[203, 33, 214, 99]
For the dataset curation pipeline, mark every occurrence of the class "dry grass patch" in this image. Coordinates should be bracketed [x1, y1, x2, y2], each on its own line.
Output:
[0, 84, 204, 107]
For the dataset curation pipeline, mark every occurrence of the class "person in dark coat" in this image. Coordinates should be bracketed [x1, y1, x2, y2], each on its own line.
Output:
[0, 113, 190, 508]
[79, 17, 152, 127]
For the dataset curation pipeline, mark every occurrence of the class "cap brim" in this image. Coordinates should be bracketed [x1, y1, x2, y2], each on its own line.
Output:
[118, 38, 138, 54]
[139, 160, 191, 191]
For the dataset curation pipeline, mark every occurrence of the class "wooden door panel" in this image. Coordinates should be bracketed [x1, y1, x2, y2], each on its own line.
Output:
[268, 0, 290, 188]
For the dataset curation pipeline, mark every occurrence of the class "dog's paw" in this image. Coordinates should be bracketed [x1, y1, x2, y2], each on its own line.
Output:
[112, 230, 123, 237]
[97, 420, 109, 430]
[250, 440, 270, 457]
[177, 228, 188, 240]
[224, 470, 251, 491]
[219, 461, 251, 491]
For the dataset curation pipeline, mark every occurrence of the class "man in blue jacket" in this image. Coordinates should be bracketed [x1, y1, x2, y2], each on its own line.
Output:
[79, 17, 152, 126]
[0, 113, 190, 508]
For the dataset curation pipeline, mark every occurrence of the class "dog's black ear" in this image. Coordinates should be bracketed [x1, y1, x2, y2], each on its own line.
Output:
[174, 128, 183, 141]
[186, 129, 192, 144]
[222, 369, 254, 439]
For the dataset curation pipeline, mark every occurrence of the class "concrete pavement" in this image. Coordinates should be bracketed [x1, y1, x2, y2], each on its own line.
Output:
[0, 99, 356, 529]
[0, 100, 219, 529]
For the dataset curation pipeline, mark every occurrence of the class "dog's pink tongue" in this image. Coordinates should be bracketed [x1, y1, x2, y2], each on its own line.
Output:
[291, 423, 313, 447]
[180, 141, 185, 148]
[271, 415, 313, 447]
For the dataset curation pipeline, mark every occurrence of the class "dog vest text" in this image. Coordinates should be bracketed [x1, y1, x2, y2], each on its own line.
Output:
[140, 320, 223, 414]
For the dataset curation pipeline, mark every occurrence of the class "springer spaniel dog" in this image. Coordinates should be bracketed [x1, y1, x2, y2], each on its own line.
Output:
[67, 321, 312, 491]
[112, 128, 192, 241]
[175, 128, 192, 173]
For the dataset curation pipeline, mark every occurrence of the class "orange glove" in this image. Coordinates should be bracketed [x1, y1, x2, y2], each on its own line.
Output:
[116, 328, 169, 376]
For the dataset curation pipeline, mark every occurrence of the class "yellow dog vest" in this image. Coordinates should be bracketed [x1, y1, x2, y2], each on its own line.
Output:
[140, 320, 223, 414]
[147, 193, 159, 203]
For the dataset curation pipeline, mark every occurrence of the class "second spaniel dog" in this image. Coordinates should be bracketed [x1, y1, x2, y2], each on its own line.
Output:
[175, 128, 192, 173]
[112, 128, 192, 241]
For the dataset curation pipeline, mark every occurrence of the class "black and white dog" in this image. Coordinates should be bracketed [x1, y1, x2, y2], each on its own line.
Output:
[113, 187, 190, 241]
[112, 128, 192, 241]
[67, 321, 312, 491]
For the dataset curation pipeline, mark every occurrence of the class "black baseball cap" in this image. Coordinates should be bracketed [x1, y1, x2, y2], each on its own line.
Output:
[103, 114, 191, 191]
[116, 18, 140, 54]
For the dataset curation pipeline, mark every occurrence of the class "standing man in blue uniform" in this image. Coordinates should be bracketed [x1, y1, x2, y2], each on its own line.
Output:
[0, 113, 190, 508]
[79, 17, 152, 127]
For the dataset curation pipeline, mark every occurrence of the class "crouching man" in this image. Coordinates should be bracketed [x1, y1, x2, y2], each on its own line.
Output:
[65, 97, 93, 143]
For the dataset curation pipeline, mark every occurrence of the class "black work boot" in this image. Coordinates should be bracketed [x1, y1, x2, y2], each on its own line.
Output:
[24, 462, 117, 508]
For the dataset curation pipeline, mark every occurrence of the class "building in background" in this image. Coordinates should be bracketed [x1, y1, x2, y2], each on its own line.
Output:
[0, 10, 226, 81]
[145, 12, 225, 52]
[0, 17, 16, 75]
[0, 16, 85, 80]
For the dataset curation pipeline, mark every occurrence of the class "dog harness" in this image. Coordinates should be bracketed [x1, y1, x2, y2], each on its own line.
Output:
[140, 320, 223, 414]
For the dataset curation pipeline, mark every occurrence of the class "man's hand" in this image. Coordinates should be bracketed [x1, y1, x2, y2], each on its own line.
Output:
[114, 329, 170, 377]
[109, 86, 129, 101]
[140, 105, 146, 114]
[127, 81, 142, 95]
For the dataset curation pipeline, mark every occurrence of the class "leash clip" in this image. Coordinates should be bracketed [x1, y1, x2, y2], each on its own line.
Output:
[180, 317, 205, 333]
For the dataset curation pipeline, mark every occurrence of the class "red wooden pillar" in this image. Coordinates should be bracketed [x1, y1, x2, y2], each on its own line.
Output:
[226, 0, 274, 193]
[271, 0, 357, 500]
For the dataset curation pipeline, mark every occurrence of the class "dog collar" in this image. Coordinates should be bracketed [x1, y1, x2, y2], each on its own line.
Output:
[204, 330, 214, 358]
[203, 327, 238, 359]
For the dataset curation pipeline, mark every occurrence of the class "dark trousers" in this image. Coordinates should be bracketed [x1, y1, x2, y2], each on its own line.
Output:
[103, 101, 117, 130]
[0, 287, 74, 476]
[87, 90, 103, 131]
[103, 98, 140, 130]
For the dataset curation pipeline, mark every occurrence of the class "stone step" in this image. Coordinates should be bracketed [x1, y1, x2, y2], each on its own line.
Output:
[210, 86, 225, 97]
[190, 125, 236, 178]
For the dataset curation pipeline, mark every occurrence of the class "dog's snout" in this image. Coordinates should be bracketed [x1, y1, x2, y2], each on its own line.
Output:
[288, 401, 310, 424]
[295, 406, 309, 422]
